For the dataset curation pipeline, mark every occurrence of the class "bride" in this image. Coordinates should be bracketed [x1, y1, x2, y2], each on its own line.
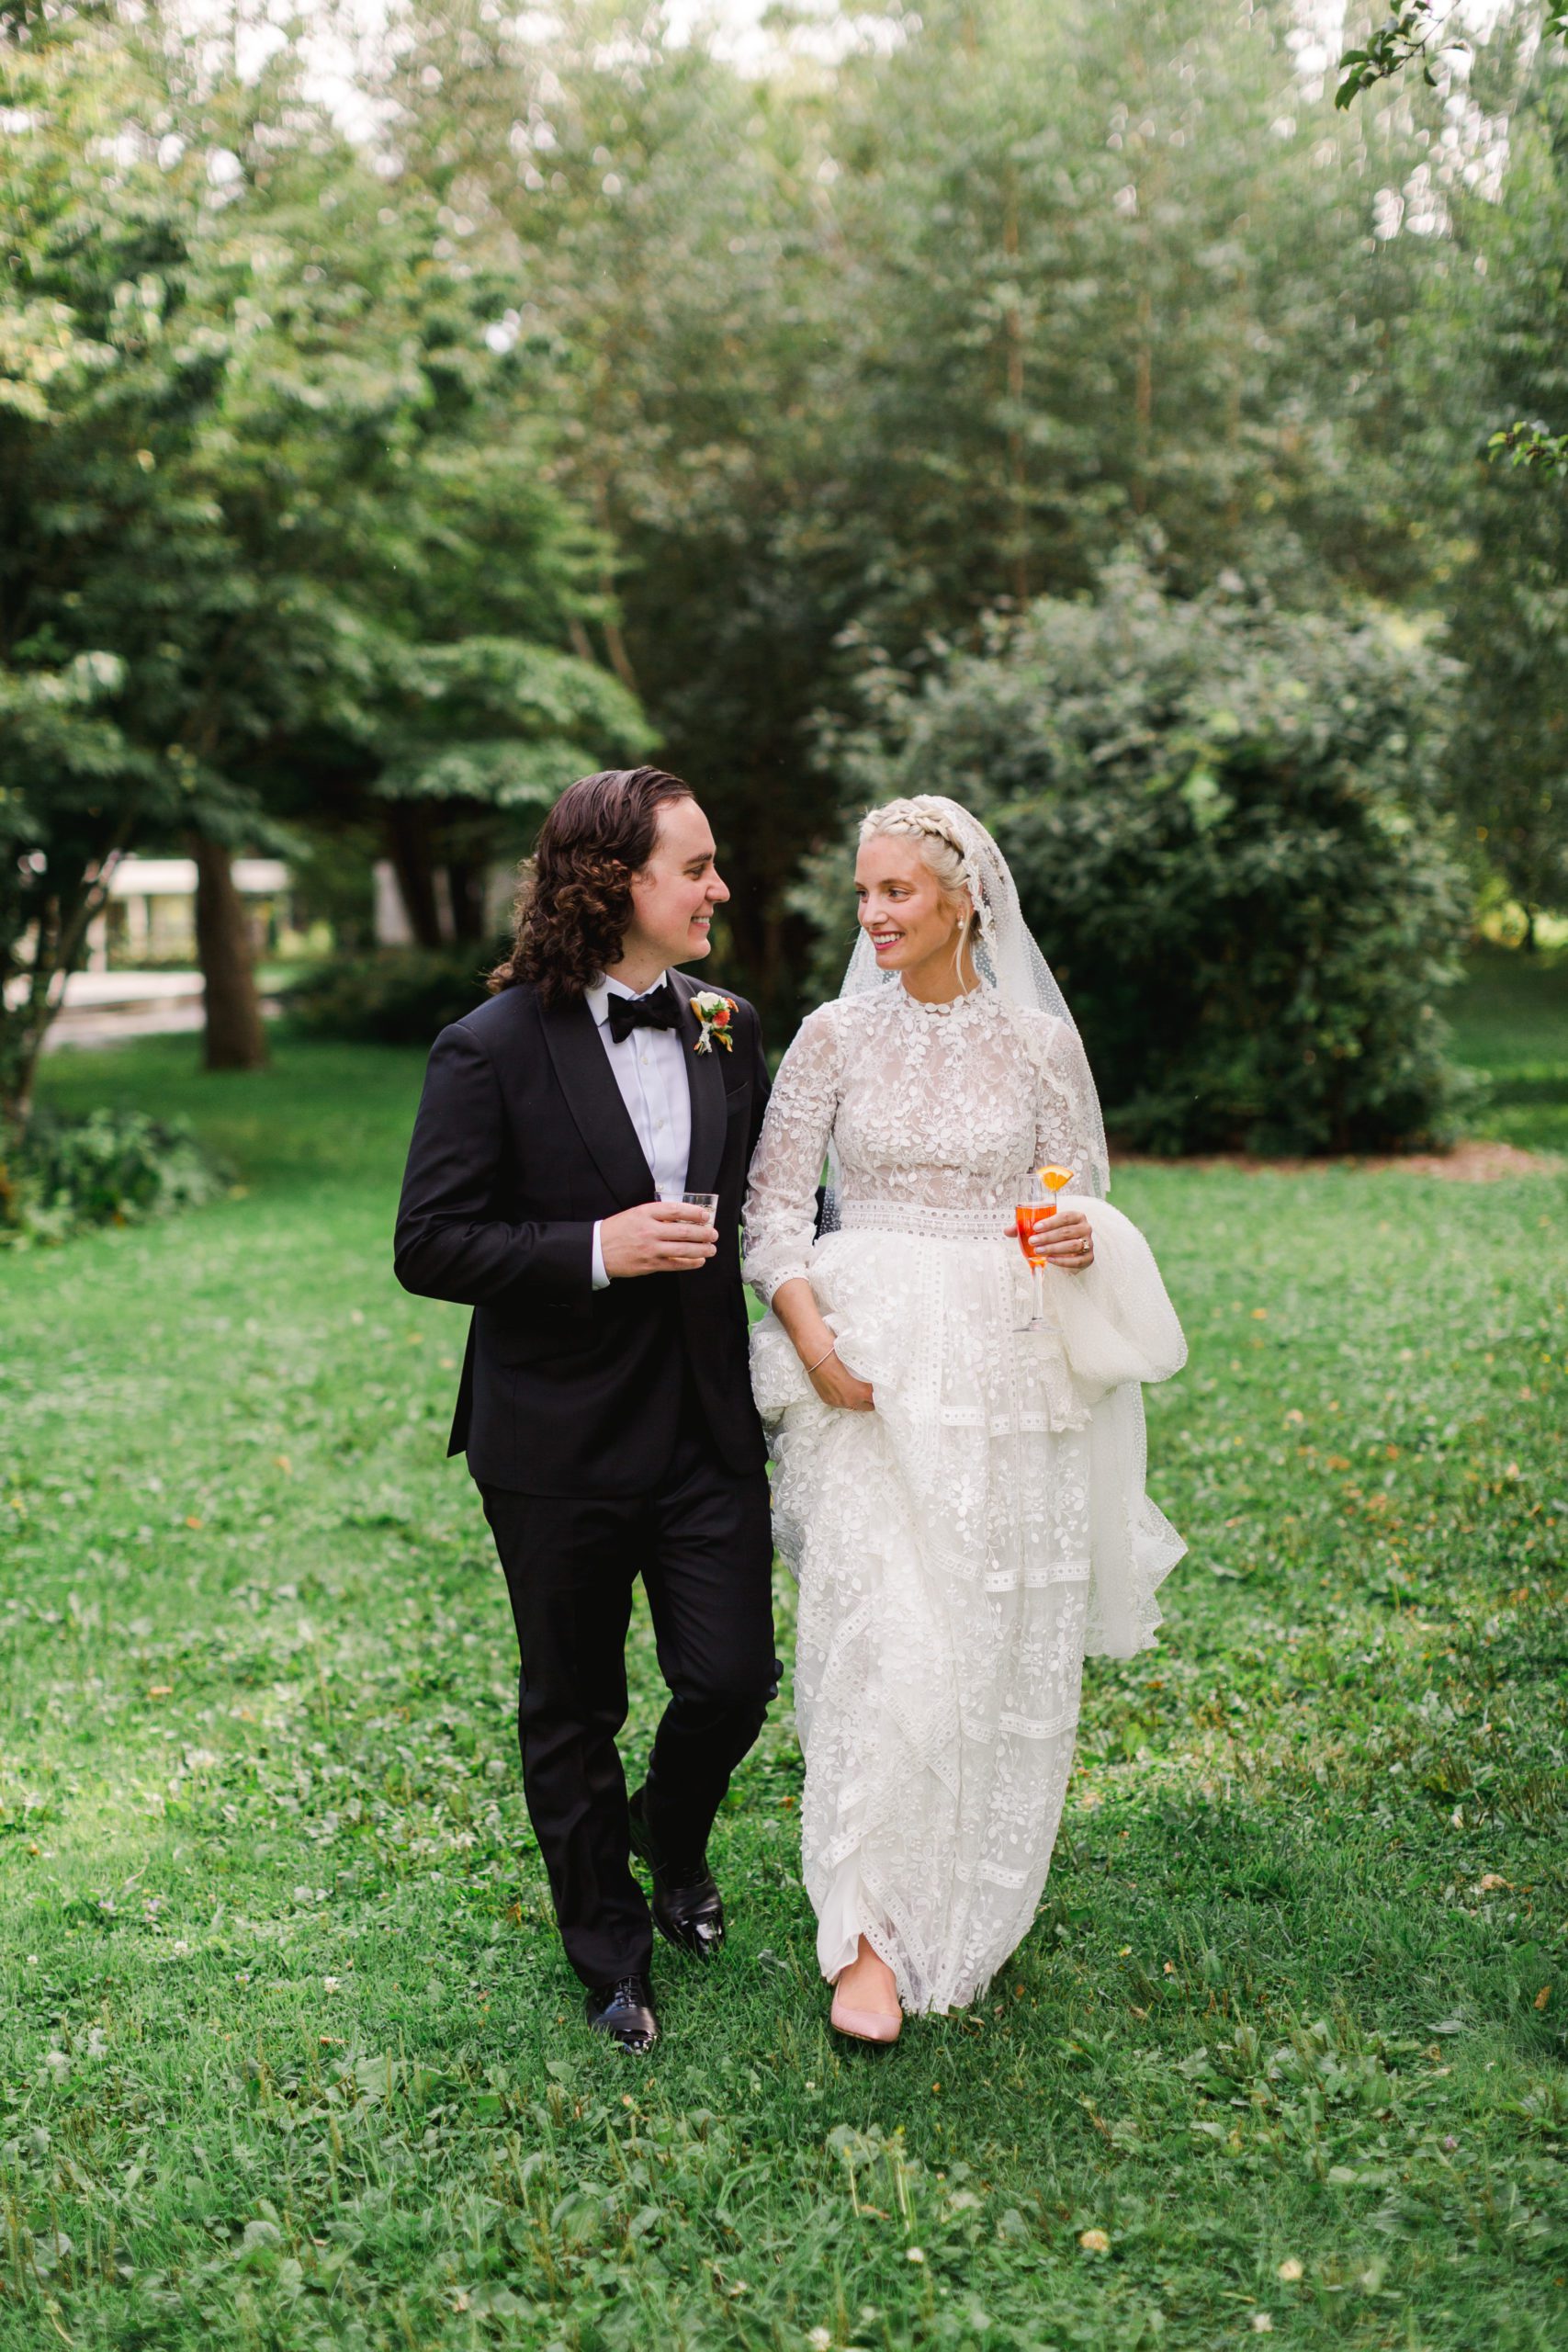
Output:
[742, 797, 1187, 2042]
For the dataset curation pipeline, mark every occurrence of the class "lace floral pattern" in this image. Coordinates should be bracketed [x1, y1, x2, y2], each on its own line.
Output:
[743, 982, 1186, 2013]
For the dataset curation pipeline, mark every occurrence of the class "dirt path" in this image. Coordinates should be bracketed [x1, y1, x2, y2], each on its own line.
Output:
[1120, 1138, 1558, 1182]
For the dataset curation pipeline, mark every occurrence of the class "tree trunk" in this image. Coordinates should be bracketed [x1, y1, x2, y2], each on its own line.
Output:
[192, 832, 269, 1071]
[3, 845, 130, 1125]
[445, 857, 488, 941]
[598, 566, 639, 695]
[383, 806, 446, 949]
[1002, 176, 1029, 606]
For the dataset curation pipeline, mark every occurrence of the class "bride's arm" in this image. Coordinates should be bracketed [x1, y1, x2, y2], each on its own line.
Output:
[1024, 1017, 1107, 1271]
[742, 1009, 874, 1410]
[1035, 1016, 1186, 1389]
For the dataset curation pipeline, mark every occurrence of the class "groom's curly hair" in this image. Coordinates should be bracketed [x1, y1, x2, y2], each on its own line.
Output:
[489, 766, 694, 1006]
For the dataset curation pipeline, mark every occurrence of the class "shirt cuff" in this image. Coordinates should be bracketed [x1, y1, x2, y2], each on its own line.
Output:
[591, 1220, 609, 1290]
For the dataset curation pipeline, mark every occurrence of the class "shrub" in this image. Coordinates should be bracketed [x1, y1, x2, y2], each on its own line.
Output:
[0, 1108, 230, 1246]
[281, 946, 503, 1047]
[830, 566, 1472, 1155]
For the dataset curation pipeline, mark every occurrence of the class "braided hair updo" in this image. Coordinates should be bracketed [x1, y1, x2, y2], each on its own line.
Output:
[857, 797, 981, 938]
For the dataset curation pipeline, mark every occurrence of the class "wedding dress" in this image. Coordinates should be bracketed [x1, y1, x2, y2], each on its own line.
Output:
[743, 835, 1187, 2014]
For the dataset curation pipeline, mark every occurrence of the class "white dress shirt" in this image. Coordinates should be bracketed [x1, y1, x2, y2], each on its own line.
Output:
[583, 972, 692, 1287]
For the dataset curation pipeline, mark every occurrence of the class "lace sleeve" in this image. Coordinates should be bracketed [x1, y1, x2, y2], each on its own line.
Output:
[1034, 1015, 1112, 1199]
[742, 1004, 842, 1303]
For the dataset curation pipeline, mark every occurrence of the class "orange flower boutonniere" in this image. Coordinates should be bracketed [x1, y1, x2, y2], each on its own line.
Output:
[691, 991, 735, 1054]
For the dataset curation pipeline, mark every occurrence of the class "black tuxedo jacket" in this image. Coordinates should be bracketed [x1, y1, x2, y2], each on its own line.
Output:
[393, 971, 770, 1496]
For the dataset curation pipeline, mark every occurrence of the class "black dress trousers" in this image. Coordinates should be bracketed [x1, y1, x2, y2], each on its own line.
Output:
[479, 1368, 779, 1990]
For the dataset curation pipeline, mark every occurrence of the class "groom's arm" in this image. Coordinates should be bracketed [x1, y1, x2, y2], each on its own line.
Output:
[393, 1022, 592, 1308]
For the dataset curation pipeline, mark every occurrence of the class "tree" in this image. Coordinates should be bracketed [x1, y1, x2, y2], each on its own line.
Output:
[1, 8, 231, 1112]
[1438, 62, 1568, 939]
[815, 562, 1469, 1154]
[0, 3, 645, 1102]
[384, 0, 1441, 1023]
[378, 0, 845, 1011]
[1336, 3, 1568, 476]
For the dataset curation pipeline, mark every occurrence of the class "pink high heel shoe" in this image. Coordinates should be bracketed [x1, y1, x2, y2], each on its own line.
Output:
[829, 1990, 902, 2044]
[829, 1940, 904, 2044]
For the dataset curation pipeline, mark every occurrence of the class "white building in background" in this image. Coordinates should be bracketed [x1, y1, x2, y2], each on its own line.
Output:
[86, 856, 291, 969]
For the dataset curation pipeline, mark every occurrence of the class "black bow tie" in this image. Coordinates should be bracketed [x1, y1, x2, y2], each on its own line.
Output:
[605, 982, 681, 1046]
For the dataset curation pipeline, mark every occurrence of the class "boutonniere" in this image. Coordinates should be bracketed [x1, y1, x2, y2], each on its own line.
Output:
[690, 990, 735, 1055]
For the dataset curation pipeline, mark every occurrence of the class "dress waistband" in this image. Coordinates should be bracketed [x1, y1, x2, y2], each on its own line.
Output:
[828, 1198, 1018, 1242]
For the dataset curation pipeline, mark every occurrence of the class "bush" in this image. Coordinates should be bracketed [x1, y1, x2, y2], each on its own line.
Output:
[281, 946, 504, 1046]
[0, 1107, 230, 1247]
[832, 566, 1472, 1155]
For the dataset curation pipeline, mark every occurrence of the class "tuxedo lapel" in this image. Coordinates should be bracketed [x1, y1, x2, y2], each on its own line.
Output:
[538, 992, 656, 1208]
[673, 971, 727, 1195]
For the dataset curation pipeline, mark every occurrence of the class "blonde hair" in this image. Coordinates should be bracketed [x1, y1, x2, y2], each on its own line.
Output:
[858, 797, 976, 932]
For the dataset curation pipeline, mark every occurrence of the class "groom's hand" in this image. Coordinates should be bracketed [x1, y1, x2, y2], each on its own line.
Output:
[600, 1201, 718, 1279]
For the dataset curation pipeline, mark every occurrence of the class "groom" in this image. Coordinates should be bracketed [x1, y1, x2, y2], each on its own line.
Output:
[394, 768, 779, 2052]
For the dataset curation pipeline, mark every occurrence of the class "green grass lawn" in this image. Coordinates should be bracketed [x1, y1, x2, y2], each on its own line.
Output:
[2, 969, 1565, 2352]
[1447, 943, 1568, 1157]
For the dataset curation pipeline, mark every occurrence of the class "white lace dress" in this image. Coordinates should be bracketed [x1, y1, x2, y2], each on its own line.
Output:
[742, 981, 1187, 2014]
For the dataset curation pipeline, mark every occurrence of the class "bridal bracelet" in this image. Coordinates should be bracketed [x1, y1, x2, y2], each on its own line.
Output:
[806, 1340, 839, 1374]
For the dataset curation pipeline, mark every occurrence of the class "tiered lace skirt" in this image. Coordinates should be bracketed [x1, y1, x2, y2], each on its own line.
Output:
[752, 1214, 1098, 2013]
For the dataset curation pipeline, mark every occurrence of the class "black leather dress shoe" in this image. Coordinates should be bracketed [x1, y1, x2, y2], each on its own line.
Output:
[627, 1786, 726, 1959]
[583, 1974, 659, 2053]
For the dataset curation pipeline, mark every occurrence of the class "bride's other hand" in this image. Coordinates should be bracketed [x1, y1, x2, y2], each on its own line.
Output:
[808, 1348, 875, 1412]
[1032, 1205, 1095, 1272]
[765, 1276, 875, 1409]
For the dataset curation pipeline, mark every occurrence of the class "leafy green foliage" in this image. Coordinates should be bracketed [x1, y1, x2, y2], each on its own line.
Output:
[1, 1009, 1562, 2347]
[1435, 71, 1568, 936]
[1337, 4, 1568, 108]
[386, 0, 1438, 1020]
[0, 4, 645, 1105]
[830, 566, 1470, 1153]
[1486, 420, 1568, 475]
[283, 947, 504, 1048]
[0, 1104, 228, 1246]
[1336, 4, 1460, 107]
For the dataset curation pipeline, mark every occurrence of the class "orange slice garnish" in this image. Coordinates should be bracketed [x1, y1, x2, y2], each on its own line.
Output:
[1037, 1165, 1077, 1193]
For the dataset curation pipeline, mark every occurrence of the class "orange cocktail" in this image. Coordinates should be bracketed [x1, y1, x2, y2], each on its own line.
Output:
[1015, 1202, 1056, 1260]
[1013, 1165, 1077, 1333]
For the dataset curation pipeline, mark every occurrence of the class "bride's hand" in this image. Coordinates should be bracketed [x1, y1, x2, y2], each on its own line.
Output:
[807, 1347, 875, 1411]
[1032, 1205, 1095, 1272]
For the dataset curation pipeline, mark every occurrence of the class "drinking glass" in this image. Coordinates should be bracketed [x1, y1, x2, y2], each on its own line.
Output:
[1012, 1165, 1076, 1333]
[658, 1184, 719, 1239]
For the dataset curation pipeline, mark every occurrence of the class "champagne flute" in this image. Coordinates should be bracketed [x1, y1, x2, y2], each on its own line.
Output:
[1012, 1164, 1077, 1333]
